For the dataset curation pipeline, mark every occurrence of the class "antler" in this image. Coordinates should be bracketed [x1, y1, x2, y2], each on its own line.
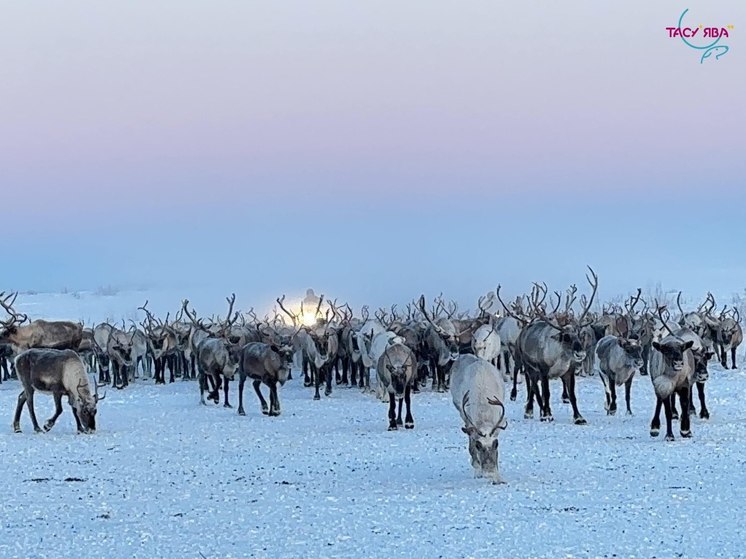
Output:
[676, 291, 685, 316]
[487, 396, 507, 435]
[276, 295, 299, 326]
[654, 299, 677, 337]
[577, 266, 599, 326]
[496, 285, 529, 325]
[0, 291, 29, 329]
[626, 288, 642, 317]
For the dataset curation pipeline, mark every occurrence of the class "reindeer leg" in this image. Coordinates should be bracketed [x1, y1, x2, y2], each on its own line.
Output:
[396, 396, 404, 426]
[510, 354, 520, 401]
[325, 363, 333, 397]
[678, 386, 692, 438]
[688, 385, 696, 416]
[564, 371, 586, 425]
[13, 391, 27, 433]
[540, 376, 553, 422]
[223, 376, 232, 408]
[44, 393, 64, 432]
[625, 375, 634, 415]
[670, 394, 679, 420]
[71, 405, 84, 433]
[663, 395, 675, 441]
[732, 347, 737, 369]
[523, 373, 534, 419]
[404, 385, 414, 428]
[650, 397, 662, 436]
[561, 378, 570, 404]
[198, 372, 208, 405]
[303, 357, 312, 387]
[697, 381, 709, 419]
[237, 376, 247, 416]
[387, 392, 397, 430]
[254, 380, 269, 413]
[269, 381, 281, 416]
[24, 390, 43, 433]
[608, 380, 617, 416]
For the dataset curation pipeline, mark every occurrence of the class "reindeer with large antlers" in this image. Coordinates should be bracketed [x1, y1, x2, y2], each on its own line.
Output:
[139, 301, 179, 384]
[514, 266, 598, 424]
[450, 354, 508, 483]
[1, 291, 83, 351]
[13, 348, 106, 434]
[418, 295, 461, 392]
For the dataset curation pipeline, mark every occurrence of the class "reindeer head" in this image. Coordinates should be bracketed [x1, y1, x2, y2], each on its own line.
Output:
[460, 392, 507, 482]
[617, 337, 644, 370]
[75, 377, 105, 434]
[652, 338, 694, 371]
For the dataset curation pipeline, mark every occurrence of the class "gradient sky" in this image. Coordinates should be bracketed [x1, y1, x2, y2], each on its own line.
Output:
[2, 1, 744, 312]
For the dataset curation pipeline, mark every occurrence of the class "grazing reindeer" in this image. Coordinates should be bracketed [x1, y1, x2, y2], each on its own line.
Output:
[237, 341, 294, 417]
[594, 335, 644, 415]
[649, 304, 696, 441]
[450, 354, 508, 483]
[376, 342, 416, 430]
[13, 348, 105, 434]
[1, 292, 83, 350]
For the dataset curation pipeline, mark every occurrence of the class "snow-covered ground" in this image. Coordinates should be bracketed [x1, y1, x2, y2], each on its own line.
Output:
[2, 365, 746, 559]
[2, 291, 746, 558]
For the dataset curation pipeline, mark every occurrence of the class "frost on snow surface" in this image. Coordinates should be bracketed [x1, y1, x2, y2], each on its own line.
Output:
[2, 369, 746, 559]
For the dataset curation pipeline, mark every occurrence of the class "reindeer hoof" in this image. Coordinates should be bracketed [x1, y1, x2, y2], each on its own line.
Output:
[303, 381, 312, 387]
[574, 417, 587, 425]
[405, 422, 414, 429]
[13, 426, 21, 434]
[562, 397, 570, 404]
[524, 411, 533, 420]
[626, 411, 634, 416]
[650, 427, 660, 437]
[238, 409, 246, 416]
[671, 412, 679, 421]
[388, 424, 398, 431]
[700, 411, 710, 420]
[223, 403, 232, 409]
[680, 430, 692, 438]
[510, 390, 517, 402]
[313, 395, 320, 401]
[34, 427, 43, 433]
[269, 410, 281, 417]
[665, 434, 675, 442]
[325, 390, 332, 397]
[43, 422, 54, 432]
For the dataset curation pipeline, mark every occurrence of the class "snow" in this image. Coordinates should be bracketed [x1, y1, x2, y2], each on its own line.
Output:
[2, 292, 746, 558]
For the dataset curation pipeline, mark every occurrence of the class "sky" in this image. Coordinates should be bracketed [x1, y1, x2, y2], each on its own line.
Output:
[1, 1, 744, 312]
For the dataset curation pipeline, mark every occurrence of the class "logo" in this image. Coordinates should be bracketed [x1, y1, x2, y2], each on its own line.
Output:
[666, 8, 733, 63]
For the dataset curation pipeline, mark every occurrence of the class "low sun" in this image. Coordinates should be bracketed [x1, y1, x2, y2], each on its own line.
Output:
[301, 312, 317, 326]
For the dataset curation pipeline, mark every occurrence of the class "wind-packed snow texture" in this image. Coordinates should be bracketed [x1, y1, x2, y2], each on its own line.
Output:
[1, 293, 745, 558]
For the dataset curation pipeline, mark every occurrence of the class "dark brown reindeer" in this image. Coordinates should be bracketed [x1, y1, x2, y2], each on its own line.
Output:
[13, 348, 105, 434]
[0, 292, 83, 350]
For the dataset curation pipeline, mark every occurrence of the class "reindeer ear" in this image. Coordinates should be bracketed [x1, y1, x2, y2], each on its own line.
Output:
[652, 341, 662, 352]
[461, 426, 476, 435]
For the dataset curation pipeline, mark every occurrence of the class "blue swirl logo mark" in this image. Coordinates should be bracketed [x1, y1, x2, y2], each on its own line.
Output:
[678, 9, 730, 63]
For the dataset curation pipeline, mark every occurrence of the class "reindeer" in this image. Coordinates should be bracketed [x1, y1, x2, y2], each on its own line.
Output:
[450, 354, 508, 483]
[377, 341, 416, 430]
[1, 292, 83, 351]
[649, 303, 696, 441]
[237, 341, 294, 417]
[716, 307, 742, 369]
[418, 295, 461, 392]
[13, 348, 105, 434]
[139, 302, 179, 384]
[511, 267, 598, 425]
[594, 335, 644, 416]
[278, 295, 339, 400]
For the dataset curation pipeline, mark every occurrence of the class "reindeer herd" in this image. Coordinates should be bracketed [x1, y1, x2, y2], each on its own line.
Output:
[0, 274, 743, 483]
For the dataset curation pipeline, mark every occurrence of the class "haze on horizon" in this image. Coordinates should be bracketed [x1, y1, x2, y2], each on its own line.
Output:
[2, 1, 744, 311]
